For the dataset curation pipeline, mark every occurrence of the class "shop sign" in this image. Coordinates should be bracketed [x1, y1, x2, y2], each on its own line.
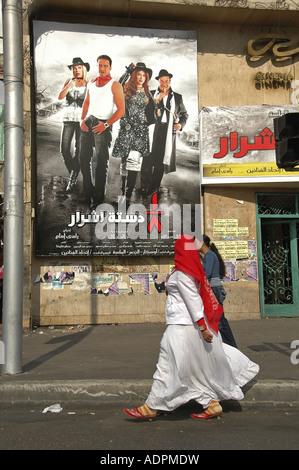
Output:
[199, 105, 299, 183]
[255, 71, 294, 89]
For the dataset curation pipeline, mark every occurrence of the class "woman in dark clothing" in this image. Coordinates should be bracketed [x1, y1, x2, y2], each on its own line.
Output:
[198, 235, 238, 348]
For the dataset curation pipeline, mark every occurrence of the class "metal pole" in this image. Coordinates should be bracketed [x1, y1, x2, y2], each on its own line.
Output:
[1, 0, 24, 374]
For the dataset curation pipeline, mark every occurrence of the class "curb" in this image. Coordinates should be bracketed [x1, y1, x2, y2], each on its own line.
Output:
[0, 379, 152, 408]
[0, 379, 298, 410]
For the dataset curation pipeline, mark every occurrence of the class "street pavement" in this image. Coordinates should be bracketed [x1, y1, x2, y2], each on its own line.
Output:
[0, 317, 299, 411]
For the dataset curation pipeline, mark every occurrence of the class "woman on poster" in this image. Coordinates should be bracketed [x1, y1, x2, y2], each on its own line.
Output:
[112, 62, 155, 203]
[124, 234, 259, 420]
[58, 57, 89, 192]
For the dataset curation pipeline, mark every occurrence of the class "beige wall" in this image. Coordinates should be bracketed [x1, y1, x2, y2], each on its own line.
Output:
[197, 24, 299, 108]
[202, 186, 260, 321]
[31, 257, 172, 326]
[32, 270, 167, 326]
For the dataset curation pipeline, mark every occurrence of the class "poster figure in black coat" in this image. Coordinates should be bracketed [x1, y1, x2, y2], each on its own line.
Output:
[141, 69, 188, 196]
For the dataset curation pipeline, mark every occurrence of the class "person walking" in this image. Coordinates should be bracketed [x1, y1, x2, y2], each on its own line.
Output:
[198, 234, 238, 348]
[123, 234, 259, 420]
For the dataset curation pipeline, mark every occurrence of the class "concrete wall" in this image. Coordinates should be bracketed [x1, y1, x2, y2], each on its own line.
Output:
[31, 256, 172, 326]
[197, 24, 298, 107]
[202, 186, 260, 320]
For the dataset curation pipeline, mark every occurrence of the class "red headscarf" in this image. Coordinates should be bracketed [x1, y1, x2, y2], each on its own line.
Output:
[174, 234, 223, 333]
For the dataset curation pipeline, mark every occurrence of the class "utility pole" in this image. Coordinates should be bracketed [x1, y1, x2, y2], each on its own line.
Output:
[1, 0, 24, 374]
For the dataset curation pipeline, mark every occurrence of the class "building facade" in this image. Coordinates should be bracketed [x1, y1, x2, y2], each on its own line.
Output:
[2, 0, 299, 327]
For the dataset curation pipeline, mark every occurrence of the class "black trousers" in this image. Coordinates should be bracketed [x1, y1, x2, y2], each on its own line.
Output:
[141, 122, 167, 192]
[80, 126, 111, 206]
[212, 286, 238, 349]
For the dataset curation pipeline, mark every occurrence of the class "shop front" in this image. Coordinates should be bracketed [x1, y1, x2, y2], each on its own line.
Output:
[200, 106, 299, 319]
[256, 193, 299, 317]
[12, 0, 299, 326]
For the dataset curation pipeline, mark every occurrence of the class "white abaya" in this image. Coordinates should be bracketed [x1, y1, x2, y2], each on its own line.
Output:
[146, 271, 259, 412]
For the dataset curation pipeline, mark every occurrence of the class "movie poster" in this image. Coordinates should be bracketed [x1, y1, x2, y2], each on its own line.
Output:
[33, 21, 200, 256]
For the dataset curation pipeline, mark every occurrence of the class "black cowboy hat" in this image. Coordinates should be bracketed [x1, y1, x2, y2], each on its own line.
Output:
[68, 57, 90, 72]
[134, 62, 153, 79]
[155, 69, 173, 80]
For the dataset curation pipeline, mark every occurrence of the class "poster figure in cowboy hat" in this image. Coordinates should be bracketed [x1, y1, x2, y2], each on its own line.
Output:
[58, 57, 90, 192]
[112, 62, 156, 205]
[141, 68, 188, 197]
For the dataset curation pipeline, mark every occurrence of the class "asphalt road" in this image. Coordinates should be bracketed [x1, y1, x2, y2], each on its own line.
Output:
[0, 405, 298, 451]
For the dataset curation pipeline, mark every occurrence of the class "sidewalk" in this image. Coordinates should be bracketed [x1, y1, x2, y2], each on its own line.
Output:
[0, 317, 299, 410]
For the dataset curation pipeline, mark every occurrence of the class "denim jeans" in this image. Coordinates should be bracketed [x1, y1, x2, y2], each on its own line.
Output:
[60, 121, 81, 174]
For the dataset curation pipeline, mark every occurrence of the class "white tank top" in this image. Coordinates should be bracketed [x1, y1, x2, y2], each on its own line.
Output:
[86, 79, 115, 120]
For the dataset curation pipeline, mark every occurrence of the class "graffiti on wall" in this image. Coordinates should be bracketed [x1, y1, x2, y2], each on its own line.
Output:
[35, 266, 170, 295]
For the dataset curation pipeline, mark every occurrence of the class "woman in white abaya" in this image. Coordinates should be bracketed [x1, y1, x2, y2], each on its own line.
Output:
[124, 235, 259, 419]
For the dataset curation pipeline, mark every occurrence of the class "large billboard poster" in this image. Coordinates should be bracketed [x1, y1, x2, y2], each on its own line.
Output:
[33, 21, 200, 257]
[200, 105, 299, 183]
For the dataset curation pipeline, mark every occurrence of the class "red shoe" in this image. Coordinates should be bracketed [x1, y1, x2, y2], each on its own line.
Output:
[123, 404, 158, 419]
[191, 401, 223, 420]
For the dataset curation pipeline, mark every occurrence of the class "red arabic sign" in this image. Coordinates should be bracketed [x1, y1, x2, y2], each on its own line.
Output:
[214, 127, 275, 159]
[199, 105, 299, 181]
